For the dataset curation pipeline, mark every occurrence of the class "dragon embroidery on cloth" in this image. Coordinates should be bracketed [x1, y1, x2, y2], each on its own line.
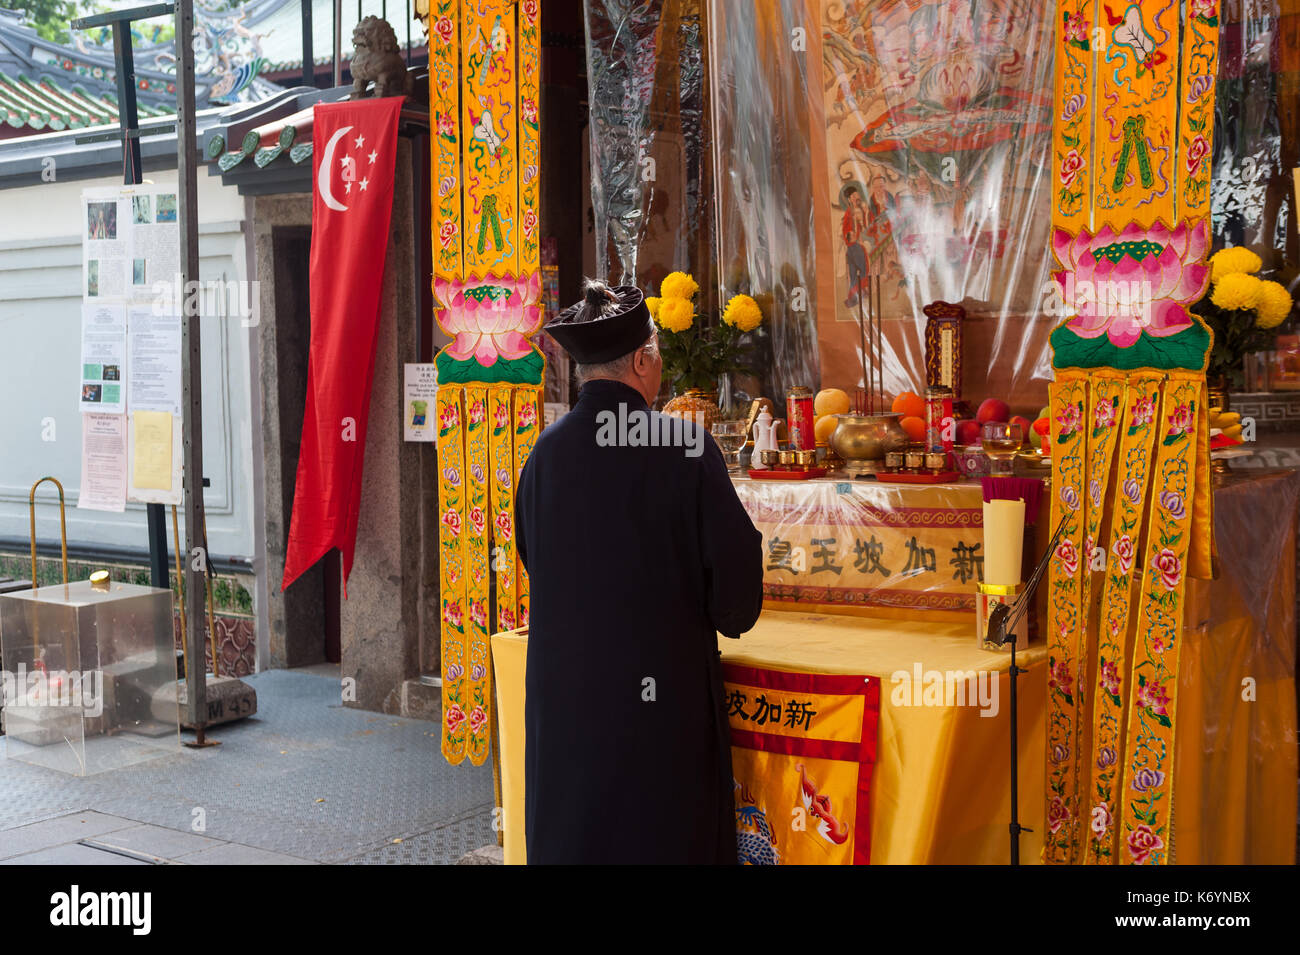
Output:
[735, 780, 779, 865]
[798, 763, 850, 845]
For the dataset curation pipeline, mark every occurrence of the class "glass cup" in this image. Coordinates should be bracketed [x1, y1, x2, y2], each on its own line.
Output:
[711, 420, 747, 472]
[981, 422, 1023, 476]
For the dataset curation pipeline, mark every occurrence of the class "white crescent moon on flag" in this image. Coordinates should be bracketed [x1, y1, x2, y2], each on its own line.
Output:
[317, 125, 353, 212]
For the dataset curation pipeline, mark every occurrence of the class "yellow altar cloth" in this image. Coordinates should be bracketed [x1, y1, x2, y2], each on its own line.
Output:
[494, 615, 1049, 864]
[492, 470, 1298, 864]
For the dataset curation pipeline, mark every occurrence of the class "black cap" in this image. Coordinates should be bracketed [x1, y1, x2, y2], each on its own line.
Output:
[544, 283, 655, 364]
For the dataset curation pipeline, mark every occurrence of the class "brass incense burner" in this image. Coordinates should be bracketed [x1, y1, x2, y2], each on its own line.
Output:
[830, 413, 908, 476]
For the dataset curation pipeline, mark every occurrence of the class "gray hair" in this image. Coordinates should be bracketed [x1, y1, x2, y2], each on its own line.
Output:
[576, 334, 659, 383]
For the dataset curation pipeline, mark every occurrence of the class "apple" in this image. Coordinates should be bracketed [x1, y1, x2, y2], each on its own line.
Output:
[956, 419, 982, 447]
[976, 398, 1010, 425]
[1010, 415, 1033, 444]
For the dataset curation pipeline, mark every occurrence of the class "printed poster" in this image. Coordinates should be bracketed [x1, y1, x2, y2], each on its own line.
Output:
[79, 302, 126, 413]
[77, 412, 127, 512]
[404, 362, 438, 442]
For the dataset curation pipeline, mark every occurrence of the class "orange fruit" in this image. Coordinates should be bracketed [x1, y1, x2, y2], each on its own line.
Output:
[814, 414, 839, 445]
[899, 415, 926, 442]
[814, 388, 851, 417]
[891, 391, 926, 420]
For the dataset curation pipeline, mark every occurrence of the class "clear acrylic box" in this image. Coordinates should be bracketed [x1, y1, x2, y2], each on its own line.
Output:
[0, 579, 179, 775]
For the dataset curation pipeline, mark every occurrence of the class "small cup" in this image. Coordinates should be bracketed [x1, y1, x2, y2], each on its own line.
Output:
[884, 451, 905, 470]
[778, 450, 798, 467]
[792, 449, 817, 469]
[925, 452, 949, 472]
[905, 450, 925, 470]
[759, 449, 781, 467]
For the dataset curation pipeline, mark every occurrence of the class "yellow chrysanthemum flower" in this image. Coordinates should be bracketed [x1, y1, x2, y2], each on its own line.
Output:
[660, 271, 699, 301]
[657, 296, 694, 333]
[1210, 272, 1263, 312]
[1255, 280, 1294, 329]
[1209, 246, 1263, 283]
[722, 294, 763, 332]
[644, 296, 661, 320]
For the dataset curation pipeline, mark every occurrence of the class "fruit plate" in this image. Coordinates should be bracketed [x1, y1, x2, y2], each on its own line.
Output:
[747, 467, 828, 480]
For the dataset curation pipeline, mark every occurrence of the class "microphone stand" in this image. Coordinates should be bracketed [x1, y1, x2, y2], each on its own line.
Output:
[988, 515, 1066, 865]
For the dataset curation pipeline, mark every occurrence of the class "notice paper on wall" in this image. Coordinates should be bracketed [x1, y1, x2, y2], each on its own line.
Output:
[126, 188, 180, 302]
[404, 362, 438, 441]
[79, 302, 126, 414]
[127, 307, 182, 415]
[83, 186, 180, 304]
[128, 409, 181, 505]
[82, 189, 127, 300]
[77, 413, 128, 512]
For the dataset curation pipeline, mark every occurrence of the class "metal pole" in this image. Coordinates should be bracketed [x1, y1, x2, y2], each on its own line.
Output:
[110, 21, 142, 182]
[175, 0, 208, 738]
[302, 0, 314, 88]
[333, 0, 342, 88]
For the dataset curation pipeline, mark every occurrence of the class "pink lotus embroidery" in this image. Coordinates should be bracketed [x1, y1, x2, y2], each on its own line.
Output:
[1052, 220, 1210, 348]
[435, 272, 542, 366]
[1132, 394, 1156, 427]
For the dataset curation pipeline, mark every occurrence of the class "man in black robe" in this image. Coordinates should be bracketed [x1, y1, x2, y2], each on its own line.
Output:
[516, 281, 764, 864]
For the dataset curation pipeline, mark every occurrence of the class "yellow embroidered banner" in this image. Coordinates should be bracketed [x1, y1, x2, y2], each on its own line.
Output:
[430, 0, 462, 278]
[463, 385, 492, 764]
[723, 663, 880, 865]
[1119, 372, 1202, 864]
[436, 387, 469, 761]
[431, 0, 545, 766]
[512, 384, 541, 626]
[1084, 372, 1162, 863]
[489, 385, 517, 633]
[1045, 373, 1088, 863]
[1049, 0, 1218, 864]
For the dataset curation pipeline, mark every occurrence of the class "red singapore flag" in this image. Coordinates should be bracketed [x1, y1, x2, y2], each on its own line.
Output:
[282, 96, 404, 594]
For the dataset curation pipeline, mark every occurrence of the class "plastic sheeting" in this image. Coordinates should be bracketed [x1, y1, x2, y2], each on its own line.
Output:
[1211, 0, 1294, 269]
[581, 1, 1296, 409]
[706, 0, 823, 399]
[583, 0, 709, 291]
[815, 0, 1056, 411]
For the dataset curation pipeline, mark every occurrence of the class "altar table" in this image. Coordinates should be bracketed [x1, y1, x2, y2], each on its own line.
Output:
[491, 469, 1298, 864]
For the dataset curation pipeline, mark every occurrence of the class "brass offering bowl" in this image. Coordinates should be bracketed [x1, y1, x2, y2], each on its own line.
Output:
[830, 413, 909, 467]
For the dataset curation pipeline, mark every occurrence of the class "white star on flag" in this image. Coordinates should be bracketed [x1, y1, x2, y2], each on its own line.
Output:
[360, 178, 369, 191]
[345, 181, 352, 193]
[355, 133, 365, 149]
[368, 150, 377, 165]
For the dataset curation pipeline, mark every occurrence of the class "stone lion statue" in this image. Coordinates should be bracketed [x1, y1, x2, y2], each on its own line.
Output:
[351, 16, 412, 99]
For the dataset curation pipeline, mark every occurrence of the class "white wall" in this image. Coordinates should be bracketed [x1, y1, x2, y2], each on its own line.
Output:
[0, 170, 256, 563]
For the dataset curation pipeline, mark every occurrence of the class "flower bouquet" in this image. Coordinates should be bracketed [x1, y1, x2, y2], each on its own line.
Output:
[647, 271, 764, 393]
[1190, 246, 1294, 388]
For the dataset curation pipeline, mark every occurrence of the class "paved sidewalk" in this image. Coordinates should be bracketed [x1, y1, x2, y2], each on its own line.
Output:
[0, 669, 496, 864]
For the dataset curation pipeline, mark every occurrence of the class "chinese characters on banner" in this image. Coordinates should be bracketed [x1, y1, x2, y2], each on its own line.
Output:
[733, 480, 1000, 616]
